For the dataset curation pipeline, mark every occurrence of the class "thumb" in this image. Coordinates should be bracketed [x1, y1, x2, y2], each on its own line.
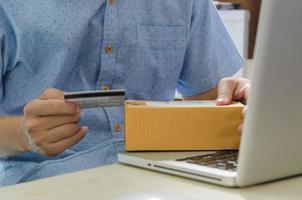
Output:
[39, 88, 65, 100]
[216, 78, 237, 106]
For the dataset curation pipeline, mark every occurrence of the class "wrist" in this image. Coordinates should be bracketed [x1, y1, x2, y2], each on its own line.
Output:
[16, 117, 30, 153]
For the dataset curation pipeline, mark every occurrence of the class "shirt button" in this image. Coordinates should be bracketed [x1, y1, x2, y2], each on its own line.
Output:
[114, 123, 122, 132]
[102, 85, 110, 91]
[108, 0, 114, 6]
[105, 44, 113, 54]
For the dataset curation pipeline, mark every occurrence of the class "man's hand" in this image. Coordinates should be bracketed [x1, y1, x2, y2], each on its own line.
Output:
[20, 88, 88, 156]
[216, 77, 250, 106]
[216, 77, 250, 132]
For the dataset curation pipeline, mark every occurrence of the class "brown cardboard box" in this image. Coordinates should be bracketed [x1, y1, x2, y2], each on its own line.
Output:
[125, 100, 244, 151]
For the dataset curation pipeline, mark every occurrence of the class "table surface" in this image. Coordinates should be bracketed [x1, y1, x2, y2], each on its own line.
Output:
[0, 163, 302, 200]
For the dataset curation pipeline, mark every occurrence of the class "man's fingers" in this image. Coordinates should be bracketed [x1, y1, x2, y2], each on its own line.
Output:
[26, 114, 81, 132]
[216, 78, 250, 105]
[244, 84, 250, 104]
[44, 123, 80, 143]
[24, 99, 80, 117]
[216, 78, 237, 105]
[39, 88, 65, 100]
[31, 123, 78, 147]
[233, 79, 250, 104]
[21, 88, 85, 157]
[43, 126, 88, 156]
[238, 106, 247, 133]
[242, 106, 247, 117]
[238, 124, 243, 133]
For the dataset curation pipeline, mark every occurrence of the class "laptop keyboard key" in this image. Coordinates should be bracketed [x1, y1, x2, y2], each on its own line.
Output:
[175, 151, 239, 171]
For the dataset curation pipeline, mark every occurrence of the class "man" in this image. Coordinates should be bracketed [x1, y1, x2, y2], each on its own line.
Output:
[0, 0, 249, 186]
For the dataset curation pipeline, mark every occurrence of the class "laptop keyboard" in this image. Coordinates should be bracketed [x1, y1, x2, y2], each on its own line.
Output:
[175, 151, 238, 172]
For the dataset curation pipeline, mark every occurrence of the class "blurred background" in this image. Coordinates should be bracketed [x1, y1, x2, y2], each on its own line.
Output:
[214, 0, 261, 59]
[214, 0, 261, 78]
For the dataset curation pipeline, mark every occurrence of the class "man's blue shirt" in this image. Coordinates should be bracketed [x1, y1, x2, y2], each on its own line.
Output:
[0, 0, 243, 186]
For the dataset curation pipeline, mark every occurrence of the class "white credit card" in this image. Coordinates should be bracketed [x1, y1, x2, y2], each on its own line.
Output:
[64, 90, 125, 109]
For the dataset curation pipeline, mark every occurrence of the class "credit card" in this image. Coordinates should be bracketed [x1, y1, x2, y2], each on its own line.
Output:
[64, 90, 125, 108]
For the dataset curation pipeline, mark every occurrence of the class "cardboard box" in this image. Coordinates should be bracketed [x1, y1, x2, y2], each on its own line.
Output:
[125, 100, 244, 151]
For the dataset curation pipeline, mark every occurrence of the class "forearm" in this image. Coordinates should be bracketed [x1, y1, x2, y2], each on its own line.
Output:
[183, 87, 218, 101]
[0, 116, 27, 156]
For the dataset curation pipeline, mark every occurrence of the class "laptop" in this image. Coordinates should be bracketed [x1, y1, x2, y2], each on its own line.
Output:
[118, 0, 302, 187]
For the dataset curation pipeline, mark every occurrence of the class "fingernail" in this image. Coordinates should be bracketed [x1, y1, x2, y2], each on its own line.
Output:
[216, 97, 227, 105]
[82, 126, 88, 131]
[216, 97, 225, 102]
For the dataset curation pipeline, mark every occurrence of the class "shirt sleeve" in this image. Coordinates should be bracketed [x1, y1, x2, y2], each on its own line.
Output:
[0, 10, 15, 99]
[177, 0, 244, 97]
